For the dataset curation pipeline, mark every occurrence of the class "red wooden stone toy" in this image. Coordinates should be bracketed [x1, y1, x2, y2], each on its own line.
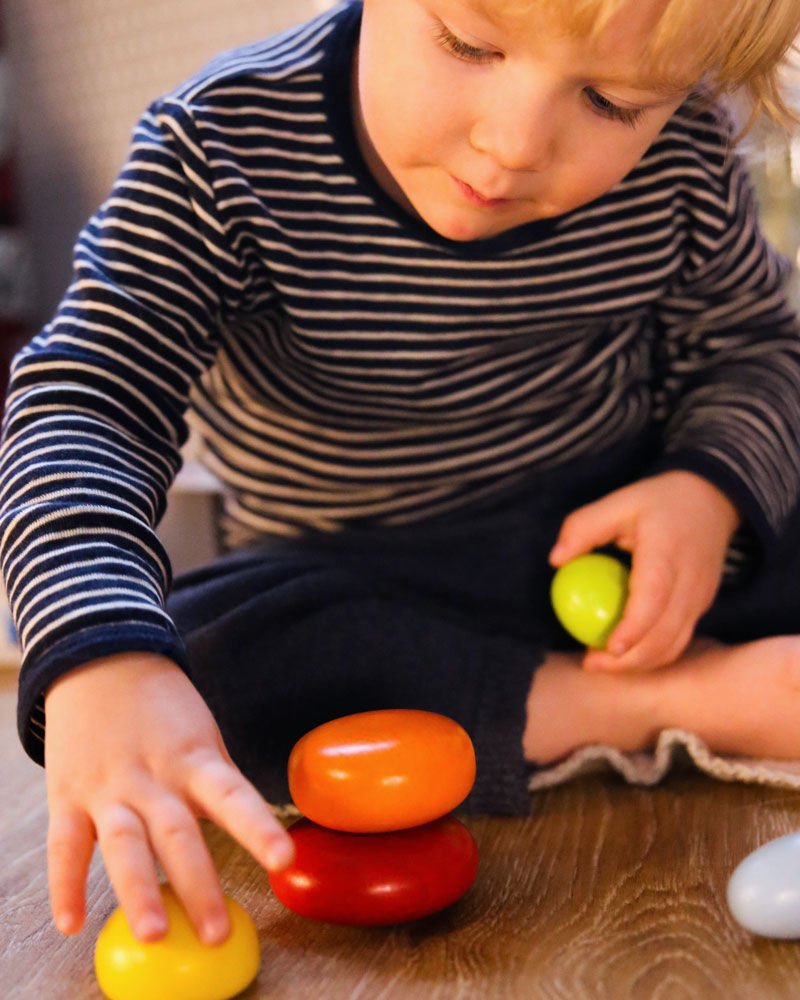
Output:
[268, 816, 479, 925]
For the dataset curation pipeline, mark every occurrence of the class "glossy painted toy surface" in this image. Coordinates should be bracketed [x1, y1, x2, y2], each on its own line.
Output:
[550, 552, 630, 648]
[94, 885, 260, 1000]
[269, 815, 480, 925]
[728, 831, 800, 938]
[288, 708, 476, 832]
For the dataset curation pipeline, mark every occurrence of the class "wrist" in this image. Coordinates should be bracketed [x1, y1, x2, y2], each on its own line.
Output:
[45, 652, 181, 703]
[653, 469, 742, 537]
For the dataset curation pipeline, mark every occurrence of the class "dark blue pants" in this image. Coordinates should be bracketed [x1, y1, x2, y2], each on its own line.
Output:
[168, 470, 800, 815]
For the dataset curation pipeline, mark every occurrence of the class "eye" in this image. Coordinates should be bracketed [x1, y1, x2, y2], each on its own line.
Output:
[433, 23, 498, 64]
[584, 87, 646, 128]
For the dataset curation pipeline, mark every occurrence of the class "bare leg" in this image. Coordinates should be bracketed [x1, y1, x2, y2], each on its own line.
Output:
[523, 636, 800, 766]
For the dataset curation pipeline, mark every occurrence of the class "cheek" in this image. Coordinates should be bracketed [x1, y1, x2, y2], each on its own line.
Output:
[577, 160, 630, 199]
[368, 79, 460, 168]
[559, 130, 661, 206]
[359, 44, 467, 165]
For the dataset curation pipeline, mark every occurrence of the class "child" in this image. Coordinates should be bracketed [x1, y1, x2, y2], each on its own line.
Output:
[2, 0, 800, 950]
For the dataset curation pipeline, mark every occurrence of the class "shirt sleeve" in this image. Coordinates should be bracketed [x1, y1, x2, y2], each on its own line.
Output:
[0, 96, 247, 763]
[650, 143, 800, 565]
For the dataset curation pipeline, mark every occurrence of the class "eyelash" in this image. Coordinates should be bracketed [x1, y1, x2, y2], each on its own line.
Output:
[433, 24, 647, 129]
[584, 89, 646, 128]
[433, 23, 497, 64]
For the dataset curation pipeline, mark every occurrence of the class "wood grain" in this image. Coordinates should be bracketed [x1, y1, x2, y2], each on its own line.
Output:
[3, 672, 800, 999]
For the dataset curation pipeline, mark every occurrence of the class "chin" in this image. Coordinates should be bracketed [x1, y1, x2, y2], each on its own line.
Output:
[417, 206, 512, 242]
[430, 219, 500, 242]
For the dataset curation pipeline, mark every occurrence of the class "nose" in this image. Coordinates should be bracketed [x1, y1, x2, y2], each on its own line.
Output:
[469, 81, 559, 172]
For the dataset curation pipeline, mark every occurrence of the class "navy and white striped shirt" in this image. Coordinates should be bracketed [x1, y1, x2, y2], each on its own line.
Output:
[4, 0, 800, 762]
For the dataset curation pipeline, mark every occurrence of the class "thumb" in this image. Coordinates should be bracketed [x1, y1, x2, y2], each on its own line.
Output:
[549, 496, 629, 566]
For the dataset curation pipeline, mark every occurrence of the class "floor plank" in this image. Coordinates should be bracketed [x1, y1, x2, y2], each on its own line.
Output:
[3, 673, 800, 999]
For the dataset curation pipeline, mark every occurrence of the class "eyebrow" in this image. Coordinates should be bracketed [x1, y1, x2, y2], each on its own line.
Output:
[457, 0, 506, 26]
[598, 72, 693, 95]
[453, 0, 696, 97]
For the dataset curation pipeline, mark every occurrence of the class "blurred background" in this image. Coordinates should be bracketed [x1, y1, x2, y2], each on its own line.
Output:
[0, 0, 796, 661]
[3, 0, 336, 338]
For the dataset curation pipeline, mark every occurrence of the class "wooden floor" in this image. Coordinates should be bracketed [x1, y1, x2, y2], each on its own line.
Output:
[4, 672, 800, 1000]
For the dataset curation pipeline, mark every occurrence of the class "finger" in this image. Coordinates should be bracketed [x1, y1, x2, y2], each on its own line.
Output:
[549, 498, 629, 566]
[586, 602, 695, 672]
[604, 552, 716, 670]
[653, 619, 697, 667]
[603, 548, 675, 656]
[48, 806, 95, 935]
[186, 757, 294, 872]
[584, 559, 682, 669]
[146, 796, 230, 946]
[95, 803, 168, 942]
[632, 595, 701, 666]
[607, 617, 695, 671]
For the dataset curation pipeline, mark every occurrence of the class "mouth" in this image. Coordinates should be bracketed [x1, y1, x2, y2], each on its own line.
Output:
[451, 176, 510, 209]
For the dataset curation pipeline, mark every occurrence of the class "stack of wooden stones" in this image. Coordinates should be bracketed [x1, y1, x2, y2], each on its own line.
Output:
[269, 709, 479, 925]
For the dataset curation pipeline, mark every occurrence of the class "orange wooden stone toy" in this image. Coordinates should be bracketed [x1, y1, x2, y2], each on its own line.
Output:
[288, 709, 476, 832]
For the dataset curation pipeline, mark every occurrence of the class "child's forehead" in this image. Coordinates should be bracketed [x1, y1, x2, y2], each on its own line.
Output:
[428, 0, 800, 100]
[452, 0, 703, 90]
[463, 0, 675, 22]
[457, 0, 700, 47]
[460, 0, 637, 28]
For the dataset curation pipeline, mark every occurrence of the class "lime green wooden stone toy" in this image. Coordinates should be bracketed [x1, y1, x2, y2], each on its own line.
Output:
[551, 553, 630, 649]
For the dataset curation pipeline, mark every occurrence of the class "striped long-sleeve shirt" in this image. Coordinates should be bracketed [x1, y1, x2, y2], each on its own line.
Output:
[4, 0, 800, 763]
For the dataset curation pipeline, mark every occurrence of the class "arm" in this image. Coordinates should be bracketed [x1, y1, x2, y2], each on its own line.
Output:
[649, 143, 800, 555]
[1, 98, 293, 940]
[553, 130, 800, 671]
[1, 95, 239, 762]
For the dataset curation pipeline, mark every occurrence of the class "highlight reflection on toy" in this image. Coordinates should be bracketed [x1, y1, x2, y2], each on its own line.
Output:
[550, 552, 630, 648]
[94, 710, 479, 998]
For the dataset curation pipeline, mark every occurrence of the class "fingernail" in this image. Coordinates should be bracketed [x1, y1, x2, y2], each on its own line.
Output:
[55, 912, 77, 935]
[267, 838, 294, 870]
[607, 639, 627, 656]
[138, 914, 168, 940]
[201, 917, 230, 947]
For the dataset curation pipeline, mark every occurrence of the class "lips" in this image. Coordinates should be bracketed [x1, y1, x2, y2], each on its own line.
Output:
[451, 175, 510, 208]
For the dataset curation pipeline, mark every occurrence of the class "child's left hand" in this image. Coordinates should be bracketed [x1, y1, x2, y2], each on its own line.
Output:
[549, 470, 741, 671]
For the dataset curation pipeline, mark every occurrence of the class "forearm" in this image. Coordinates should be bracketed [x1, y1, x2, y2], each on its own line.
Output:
[0, 382, 184, 764]
[2, 349, 190, 764]
[654, 154, 800, 553]
[656, 338, 800, 552]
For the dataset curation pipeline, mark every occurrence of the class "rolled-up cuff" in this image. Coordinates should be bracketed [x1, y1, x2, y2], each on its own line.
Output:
[464, 635, 543, 815]
[17, 624, 187, 766]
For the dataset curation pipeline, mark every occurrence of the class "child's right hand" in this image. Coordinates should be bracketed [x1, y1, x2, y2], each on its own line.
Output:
[43, 652, 294, 945]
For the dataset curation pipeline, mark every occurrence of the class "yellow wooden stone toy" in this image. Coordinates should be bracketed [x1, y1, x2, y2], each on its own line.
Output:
[94, 884, 260, 1000]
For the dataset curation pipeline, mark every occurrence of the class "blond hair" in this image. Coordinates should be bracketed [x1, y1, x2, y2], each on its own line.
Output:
[496, 0, 800, 129]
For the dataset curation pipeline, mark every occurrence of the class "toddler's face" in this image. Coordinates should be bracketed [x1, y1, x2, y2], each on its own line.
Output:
[354, 0, 695, 241]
